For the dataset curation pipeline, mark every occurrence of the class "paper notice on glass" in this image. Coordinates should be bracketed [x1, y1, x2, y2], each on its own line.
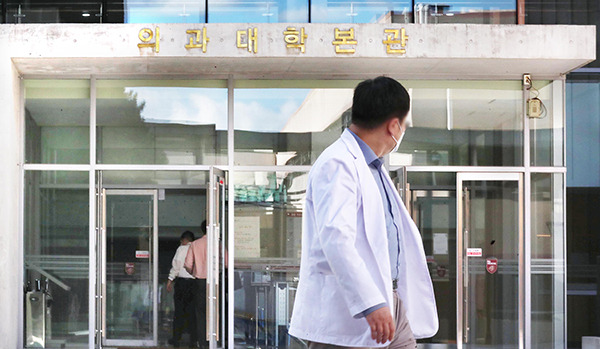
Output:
[234, 216, 261, 258]
[433, 233, 448, 255]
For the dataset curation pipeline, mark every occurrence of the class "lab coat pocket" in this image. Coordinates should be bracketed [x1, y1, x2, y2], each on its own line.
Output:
[322, 275, 369, 336]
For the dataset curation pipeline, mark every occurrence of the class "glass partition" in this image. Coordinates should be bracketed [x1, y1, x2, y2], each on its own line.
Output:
[391, 80, 524, 167]
[96, 80, 228, 165]
[412, 1, 516, 24]
[233, 171, 307, 348]
[531, 173, 565, 349]
[311, 0, 410, 23]
[403, 171, 457, 345]
[6, 1, 102, 23]
[107, 0, 205, 23]
[530, 80, 564, 167]
[208, 0, 308, 23]
[25, 80, 90, 164]
[234, 81, 358, 166]
[24, 171, 89, 347]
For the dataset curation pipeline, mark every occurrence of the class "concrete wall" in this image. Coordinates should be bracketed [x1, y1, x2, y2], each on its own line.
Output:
[0, 44, 23, 349]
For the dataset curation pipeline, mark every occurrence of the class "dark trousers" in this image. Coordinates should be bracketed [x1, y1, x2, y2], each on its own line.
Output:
[194, 278, 207, 346]
[173, 278, 197, 344]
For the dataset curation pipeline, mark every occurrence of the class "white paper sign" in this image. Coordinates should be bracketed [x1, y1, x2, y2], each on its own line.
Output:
[234, 216, 261, 258]
[433, 233, 448, 255]
[135, 250, 150, 259]
[466, 248, 482, 257]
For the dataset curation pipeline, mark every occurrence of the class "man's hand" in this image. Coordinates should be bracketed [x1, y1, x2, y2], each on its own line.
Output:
[167, 280, 173, 292]
[365, 307, 395, 344]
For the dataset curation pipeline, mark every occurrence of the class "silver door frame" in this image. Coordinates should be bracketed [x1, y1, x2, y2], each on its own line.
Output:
[456, 172, 523, 349]
[208, 167, 227, 349]
[100, 189, 159, 347]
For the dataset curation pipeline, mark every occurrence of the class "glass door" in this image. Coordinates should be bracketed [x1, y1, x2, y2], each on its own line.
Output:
[457, 173, 523, 349]
[100, 189, 158, 347]
[208, 167, 228, 349]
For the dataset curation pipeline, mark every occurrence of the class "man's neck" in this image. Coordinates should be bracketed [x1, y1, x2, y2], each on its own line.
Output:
[349, 124, 389, 158]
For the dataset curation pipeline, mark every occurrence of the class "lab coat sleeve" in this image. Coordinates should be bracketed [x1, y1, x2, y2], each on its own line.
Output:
[312, 158, 387, 317]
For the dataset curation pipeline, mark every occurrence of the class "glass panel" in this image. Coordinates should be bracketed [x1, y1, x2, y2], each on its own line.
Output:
[462, 180, 519, 347]
[311, 0, 411, 23]
[566, 186, 600, 347]
[531, 173, 565, 348]
[96, 80, 228, 165]
[105, 0, 205, 23]
[25, 80, 90, 164]
[101, 170, 210, 346]
[104, 192, 156, 342]
[209, 0, 307, 23]
[391, 81, 523, 167]
[234, 81, 358, 166]
[24, 171, 89, 348]
[6, 1, 102, 23]
[530, 80, 563, 167]
[413, 1, 516, 24]
[398, 171, 456, 345]
[233, 171, 307, 348]
[566, 77, 600, 187]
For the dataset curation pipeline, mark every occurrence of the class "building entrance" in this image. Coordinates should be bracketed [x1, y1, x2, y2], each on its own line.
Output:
[400, 171, 523, 348]
[95, 168, 228, 348]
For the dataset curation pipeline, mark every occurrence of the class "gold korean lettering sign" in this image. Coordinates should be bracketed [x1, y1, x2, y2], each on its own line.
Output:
[283, 27, 307, 53]
[332, 28, 357, 54]
[383, 28, 408, 54]
[185, 28, 210, 53]
[137, 26, 160, 53]
[237, 27, 258, 54]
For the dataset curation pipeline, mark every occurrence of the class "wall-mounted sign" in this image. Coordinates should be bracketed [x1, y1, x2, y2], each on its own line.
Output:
[137, 25, 408, 56]
[466, 248, 482, 257]
[135, 250, 150, 259]
[234, 216, 261, 258]
[486, 257, 498, 274]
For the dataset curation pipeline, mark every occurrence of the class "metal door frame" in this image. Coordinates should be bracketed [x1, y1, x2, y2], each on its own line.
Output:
[208, 166, 227, 349]
[99, 189, 159, 347]
[456, 172, 523, 349]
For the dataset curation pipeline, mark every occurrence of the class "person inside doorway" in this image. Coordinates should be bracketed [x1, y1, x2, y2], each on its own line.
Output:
[167, 230, 197, 348]
[185, 221, 208, 349]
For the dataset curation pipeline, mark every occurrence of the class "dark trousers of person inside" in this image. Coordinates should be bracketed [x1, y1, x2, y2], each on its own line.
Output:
[195, 278, 207, 348]
[172, 278, 197, 346]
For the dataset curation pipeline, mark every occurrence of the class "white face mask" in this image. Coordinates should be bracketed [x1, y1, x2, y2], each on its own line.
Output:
[390, 122, 405, 154]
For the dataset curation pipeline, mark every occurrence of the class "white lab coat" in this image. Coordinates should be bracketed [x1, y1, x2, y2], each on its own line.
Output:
[289, 129, 438, 347]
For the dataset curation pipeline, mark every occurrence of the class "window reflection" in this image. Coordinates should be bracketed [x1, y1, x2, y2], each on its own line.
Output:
[111, 0, 205, 23]
[234, 85, 354, 166]
[311, 0, 410, 23]
[209, 0, 308, 23]
[391, 81, 523, 167]
[413, 1, 516, 24]
[96, 81, 228, 165]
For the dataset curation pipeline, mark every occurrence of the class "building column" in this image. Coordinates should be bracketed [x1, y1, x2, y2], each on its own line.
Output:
[0, 49, 23, 348]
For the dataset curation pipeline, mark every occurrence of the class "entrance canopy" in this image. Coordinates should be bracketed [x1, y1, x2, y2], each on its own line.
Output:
[4, 23, 595, 79]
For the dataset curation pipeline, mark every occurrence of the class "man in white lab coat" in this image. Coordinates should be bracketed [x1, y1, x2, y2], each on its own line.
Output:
[289, 77, 438, 349]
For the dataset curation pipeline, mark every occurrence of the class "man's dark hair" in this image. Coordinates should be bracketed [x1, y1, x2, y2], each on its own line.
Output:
[351, 76, 410, 129]
[181, 230, 195, 242]
[200, 220, 207, 236]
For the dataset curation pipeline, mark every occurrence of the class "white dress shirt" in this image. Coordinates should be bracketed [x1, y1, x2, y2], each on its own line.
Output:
[168, 243, 194, 281]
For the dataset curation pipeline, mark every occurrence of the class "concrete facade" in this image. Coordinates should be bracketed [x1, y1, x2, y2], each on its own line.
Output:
[0, 22, 595, 348]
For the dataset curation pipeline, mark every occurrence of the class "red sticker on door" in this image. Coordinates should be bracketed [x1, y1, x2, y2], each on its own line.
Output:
[125, 262, 135, 275]
[486, 257, 498, 274]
